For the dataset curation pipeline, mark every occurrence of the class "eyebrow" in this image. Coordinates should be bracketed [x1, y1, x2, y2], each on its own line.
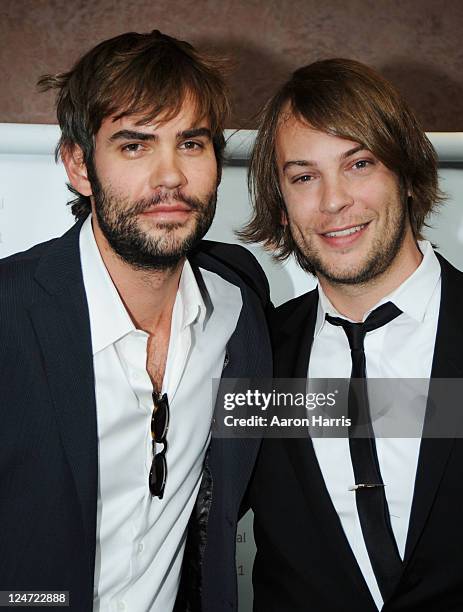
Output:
[108, 127, 212, 143]
[109, 130, 155, 142]
[340, 144, 366, 160]
[178, 127, 212, 140]
[282, 145, 368, 173]
[282, 160, 312, 173]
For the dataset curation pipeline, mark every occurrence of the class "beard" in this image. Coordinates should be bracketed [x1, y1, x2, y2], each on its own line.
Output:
[290, 192, 408, 286]
[90, 172, 217, 271]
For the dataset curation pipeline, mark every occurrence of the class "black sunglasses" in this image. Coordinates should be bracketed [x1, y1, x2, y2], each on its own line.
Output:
[149, 392, 170, 499]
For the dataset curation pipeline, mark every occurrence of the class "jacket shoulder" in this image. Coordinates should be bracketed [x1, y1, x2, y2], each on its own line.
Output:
[195, 240, 271, 309]
[0, 239, 61, 335]
[1, 238, 56, 265]
[0, 238, 57, 288]
[436, 251, 463, 282]
[270, 288, 318, 326]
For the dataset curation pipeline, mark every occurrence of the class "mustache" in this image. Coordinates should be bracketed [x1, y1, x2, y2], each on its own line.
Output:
[128, 190, 203, 215]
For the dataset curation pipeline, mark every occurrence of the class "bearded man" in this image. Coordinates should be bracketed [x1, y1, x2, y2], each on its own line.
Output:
[0, 30, 271, 612]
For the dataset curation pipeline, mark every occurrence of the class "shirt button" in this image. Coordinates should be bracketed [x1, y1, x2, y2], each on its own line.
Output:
[117, 601, 127, 611]
[138, 542, 144, 554]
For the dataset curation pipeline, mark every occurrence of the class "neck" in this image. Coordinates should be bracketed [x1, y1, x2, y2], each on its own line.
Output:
[319, 236, 423, 322]
[92, 220, 182, 335]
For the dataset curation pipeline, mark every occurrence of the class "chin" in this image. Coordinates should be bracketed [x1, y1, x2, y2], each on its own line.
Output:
[146, 220, 195, 239]
[317, 256, 371, 285]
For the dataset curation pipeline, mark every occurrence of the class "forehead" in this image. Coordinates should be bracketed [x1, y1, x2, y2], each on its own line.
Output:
[97, 99, 211, 137]
[275, 113, 362, 161]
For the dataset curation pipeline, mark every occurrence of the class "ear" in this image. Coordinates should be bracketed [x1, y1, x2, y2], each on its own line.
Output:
[280, 208, 288, 226]
[61, 145, 93, 197]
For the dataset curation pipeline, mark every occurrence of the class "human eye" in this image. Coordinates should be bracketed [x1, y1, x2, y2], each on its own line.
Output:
[291, 173, 315, 184]
[180, 140, 204, 151]
[352, 158, 375, 171]
[120, 142, 146, 156]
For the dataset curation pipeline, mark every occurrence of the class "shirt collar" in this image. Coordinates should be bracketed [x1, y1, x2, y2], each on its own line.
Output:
[314, 240, 441, 338]
[79, 215, 208, 355]
[175, 258, 207, 331]
[80, 215, 135, 355]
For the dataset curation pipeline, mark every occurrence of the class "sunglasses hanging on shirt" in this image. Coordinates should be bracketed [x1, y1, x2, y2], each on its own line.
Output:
[149, 392, 170, 499]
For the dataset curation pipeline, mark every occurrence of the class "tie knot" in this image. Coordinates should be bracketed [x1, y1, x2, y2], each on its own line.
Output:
[325, 302, 402, 351]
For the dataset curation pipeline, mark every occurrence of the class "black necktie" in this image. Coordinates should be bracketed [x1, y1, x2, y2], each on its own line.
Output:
[326, 302, 403, 601]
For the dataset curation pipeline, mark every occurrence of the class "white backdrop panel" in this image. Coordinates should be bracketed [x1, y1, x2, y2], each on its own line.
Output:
[2, 126, 462, 307]
[1, 125, 463, 611]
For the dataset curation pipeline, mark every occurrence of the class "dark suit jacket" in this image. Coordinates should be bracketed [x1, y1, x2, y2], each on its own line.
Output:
[250, 254, 463, 612]
[0, 219, 272, 611]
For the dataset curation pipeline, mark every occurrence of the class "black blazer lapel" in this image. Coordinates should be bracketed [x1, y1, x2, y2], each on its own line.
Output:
[271, 290, 318, 378]
[283, 436, 379, 600]
[29, 221, 98, 567]
[272, 289, 377, 603]
[190, 249, 272, 505]
[404, 254, 463, 562]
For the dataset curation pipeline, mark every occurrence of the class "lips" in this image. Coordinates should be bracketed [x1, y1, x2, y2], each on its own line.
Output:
[141, 203, 192, 213]
[318, 221, 370, 248]
[322, 223, 368, 238]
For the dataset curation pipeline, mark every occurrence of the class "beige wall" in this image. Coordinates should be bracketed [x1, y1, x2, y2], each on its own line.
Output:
[1, 0, 462, 130]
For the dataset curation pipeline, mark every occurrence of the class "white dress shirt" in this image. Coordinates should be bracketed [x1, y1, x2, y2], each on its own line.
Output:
[308, 240, 441, 609]
[79, 216, 242, 612]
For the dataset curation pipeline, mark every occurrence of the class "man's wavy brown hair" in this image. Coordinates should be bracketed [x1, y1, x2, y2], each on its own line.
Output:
[239, 58, 444, 262]
[38, 30, 230, 219]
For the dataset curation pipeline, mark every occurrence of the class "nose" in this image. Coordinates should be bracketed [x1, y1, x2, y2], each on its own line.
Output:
[319, 174, 354, 214]
[149, 151, 187, 191]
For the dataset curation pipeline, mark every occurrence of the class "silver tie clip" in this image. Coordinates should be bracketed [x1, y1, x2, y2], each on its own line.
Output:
[348, 483, 385, 491]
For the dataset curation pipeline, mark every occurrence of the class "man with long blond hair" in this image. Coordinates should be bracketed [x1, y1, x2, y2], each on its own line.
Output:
[243, 59, 463, 611]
